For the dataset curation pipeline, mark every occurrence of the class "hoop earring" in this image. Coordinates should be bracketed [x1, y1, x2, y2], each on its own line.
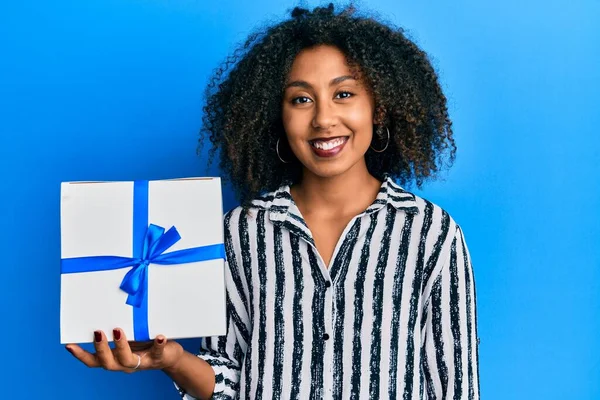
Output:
[276, 138, 290, 164]
[370, 126, 390, 153]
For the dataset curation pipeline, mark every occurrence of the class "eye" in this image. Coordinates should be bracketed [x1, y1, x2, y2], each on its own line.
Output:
[291, 96, 312, 105]
[335, 91, 354, 99]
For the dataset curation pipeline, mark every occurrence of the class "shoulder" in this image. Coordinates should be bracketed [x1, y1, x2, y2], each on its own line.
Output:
[397, 189, 473, 295]
[408, 191, 473, 263]
[390, 180, 462, 244]
[417, 193, 459, 229]
[388, 177, 458, 225]
[223, 184, 289, 231]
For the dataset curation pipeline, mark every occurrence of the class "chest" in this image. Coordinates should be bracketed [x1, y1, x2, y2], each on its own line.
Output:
[303, 214, 354, 268]
[242, 210, 427, 395]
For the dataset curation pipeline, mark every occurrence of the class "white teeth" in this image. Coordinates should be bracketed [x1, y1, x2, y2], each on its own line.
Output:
[312, 137, 346, 150]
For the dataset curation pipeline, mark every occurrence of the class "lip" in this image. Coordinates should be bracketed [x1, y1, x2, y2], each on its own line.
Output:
[309, 136, 349, 158]
[309, 135, 347, 142]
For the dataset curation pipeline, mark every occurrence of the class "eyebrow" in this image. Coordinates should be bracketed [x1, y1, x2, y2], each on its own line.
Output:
[284, 75, 356, 90]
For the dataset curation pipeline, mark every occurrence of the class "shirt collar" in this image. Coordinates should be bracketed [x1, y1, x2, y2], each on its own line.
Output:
[250, 175, 420, 226]
[366, 175, 420, 215]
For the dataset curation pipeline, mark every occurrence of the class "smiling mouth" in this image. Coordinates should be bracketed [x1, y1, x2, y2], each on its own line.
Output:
[309, 136, 349, 150]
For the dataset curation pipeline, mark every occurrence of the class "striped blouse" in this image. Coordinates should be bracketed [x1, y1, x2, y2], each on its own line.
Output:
[176, 176, 480, 399]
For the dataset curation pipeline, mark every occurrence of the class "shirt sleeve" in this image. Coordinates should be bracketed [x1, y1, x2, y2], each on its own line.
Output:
[174, 255, 250, 399]
[421, 225, 480, 399]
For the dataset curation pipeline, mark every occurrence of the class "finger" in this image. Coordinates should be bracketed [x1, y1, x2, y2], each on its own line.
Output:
[65, 344, 100, 368]
[93, 330, 119, 370]
[149, 335, 166, 360]
[112, 328, 139, 369]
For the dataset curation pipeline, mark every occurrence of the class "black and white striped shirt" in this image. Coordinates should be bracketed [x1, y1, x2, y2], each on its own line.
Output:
[177, 176, 480, 399]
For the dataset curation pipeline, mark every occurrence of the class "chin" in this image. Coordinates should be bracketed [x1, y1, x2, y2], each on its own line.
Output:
[302, 160, 364, 180]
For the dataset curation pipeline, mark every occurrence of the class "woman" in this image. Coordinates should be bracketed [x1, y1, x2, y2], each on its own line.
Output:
[66, 4, 480, 399]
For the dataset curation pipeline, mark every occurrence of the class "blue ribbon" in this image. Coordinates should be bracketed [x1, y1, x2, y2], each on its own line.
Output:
[60, 180, 225, 341]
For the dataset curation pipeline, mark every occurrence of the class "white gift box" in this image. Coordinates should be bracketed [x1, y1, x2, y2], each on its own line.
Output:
[60, 177, 227, 344]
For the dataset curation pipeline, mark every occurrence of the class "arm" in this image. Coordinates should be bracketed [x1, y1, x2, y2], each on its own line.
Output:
[163, 351, 218, 399]
[421, 225, 480, 399]
[165, 307, 245, 399]
[168, 255, 250, 399]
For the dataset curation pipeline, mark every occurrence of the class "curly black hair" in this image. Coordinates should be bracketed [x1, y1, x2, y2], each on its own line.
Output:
[200, 2, 456, 206]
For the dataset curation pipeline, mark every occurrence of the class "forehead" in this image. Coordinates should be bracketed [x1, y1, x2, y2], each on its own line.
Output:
[287, 45, 358, 82]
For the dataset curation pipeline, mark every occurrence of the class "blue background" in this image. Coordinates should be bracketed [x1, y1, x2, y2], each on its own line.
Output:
[1, 0, 598, 398]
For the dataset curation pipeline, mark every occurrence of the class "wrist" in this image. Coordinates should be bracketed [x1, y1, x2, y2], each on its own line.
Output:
[161, 345, 186, 374]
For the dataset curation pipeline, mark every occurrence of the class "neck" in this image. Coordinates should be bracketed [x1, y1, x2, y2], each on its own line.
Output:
[291, 161, 382, 216]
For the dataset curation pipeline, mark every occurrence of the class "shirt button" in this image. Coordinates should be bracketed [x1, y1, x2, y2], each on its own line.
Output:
[325, 281, 331, 288]
[323, 333, 330, 340]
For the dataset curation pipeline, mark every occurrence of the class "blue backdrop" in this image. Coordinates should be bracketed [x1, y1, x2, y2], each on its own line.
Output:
[1, 0, 598, 398]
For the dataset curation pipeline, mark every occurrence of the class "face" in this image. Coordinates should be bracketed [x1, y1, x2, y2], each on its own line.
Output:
[281, 45, 376, 180]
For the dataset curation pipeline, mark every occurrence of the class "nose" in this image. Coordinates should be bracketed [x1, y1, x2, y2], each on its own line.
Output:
[312, 100, 337, 130]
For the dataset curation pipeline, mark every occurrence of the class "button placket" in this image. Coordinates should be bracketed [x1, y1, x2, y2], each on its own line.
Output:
[322, 269, 335, 399]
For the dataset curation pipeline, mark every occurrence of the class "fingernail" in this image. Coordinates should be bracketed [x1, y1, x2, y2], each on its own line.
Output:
[157, 337, 164, 344]
[94, 331, 102, 342]
[65, 346, 74, 354]
[113, 329, 121, 341]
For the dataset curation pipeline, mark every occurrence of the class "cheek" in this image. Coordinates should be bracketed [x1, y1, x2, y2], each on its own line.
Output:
[347, 100, 374, 126]
[282, 107, 309, 142]
[345, 103, 374, 143]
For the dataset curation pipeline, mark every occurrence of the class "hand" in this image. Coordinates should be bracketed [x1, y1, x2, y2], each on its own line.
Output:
[65, 328, 184, 373]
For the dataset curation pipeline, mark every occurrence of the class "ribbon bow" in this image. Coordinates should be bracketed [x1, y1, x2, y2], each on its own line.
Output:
[120, 224, 181, 307]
